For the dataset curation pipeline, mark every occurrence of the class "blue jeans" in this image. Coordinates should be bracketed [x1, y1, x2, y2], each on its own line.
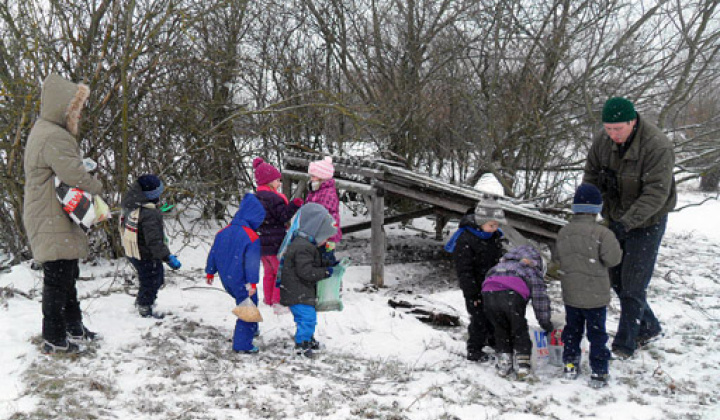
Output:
[128, 257, 164, 307]
[290, 304, 317, 344]
[609, 216, 666, 354]
[232, 293, 259, 352]
[562, 305, 611, 374]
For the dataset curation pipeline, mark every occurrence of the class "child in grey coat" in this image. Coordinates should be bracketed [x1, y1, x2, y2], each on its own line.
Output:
[556, 183, 622, 388]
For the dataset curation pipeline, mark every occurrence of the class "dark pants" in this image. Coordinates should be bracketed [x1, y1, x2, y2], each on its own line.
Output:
[465, 295, 494, 354]
[42, 259, 82, 344]
[609, 216, 665, 354]
[483, 290, 531, 355]
[128, 257, 165, 307]
[562, 305, 611, 374]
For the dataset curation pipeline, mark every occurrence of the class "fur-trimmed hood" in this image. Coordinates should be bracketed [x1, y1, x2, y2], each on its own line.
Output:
[39, 73, 90, 135]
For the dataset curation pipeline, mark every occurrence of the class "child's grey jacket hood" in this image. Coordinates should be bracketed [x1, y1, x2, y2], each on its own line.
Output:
[297, 203, 337, 245]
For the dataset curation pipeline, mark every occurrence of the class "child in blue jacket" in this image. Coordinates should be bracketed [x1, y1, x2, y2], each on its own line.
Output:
[205, 193, 266, 353]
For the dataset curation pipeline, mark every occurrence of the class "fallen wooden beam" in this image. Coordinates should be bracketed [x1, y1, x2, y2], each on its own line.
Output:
[342, 207, 436, 234]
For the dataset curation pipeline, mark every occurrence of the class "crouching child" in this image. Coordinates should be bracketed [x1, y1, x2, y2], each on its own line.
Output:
[482, 245, 553, 379]
[205, 193, 266, 354]
[279, 203, 338, 358]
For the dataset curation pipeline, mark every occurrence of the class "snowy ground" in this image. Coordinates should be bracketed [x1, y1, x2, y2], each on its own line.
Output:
[1, 184, 719, 420]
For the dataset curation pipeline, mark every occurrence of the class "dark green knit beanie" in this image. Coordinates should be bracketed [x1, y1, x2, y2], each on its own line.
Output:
[602, 97, 636, 123]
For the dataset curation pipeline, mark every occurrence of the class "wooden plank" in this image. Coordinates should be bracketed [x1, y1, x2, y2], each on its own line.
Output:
[343, 207, 436, 234]
[283, 170, 375, 194]
[505, 216, 559, 240]
[380, 181, 475, 213]
[283, 155, 386, 180]
[370, 188, 385, 287]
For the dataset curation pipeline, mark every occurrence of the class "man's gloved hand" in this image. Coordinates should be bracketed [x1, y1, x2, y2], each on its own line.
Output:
[167, 255, 182, 270]
[292, 197, 304, 207]
[325, 267, 334, 278]
[612, 221, 630, 240]
[206, 273, 214, 285]
[598, 167, 619, 198]
[540, 320, 554, 334]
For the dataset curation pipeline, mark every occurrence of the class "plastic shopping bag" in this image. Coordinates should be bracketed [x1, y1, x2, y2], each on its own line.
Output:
[316, 258, 350, 312]
[232, 297, 263, 322]
[55, 177, 111, 232]
[55, 177, 96, 232]
[531, 327, 550, 367]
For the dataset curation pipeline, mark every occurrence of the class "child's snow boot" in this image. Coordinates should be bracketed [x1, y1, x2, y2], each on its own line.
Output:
[515, 354, 532, 379]
[467, 349, 491, 363]
[563, 362, 580, 380]
[295, 341, 314, 358]
[590, 372, 609, 389]
[137, 304, 165, 319]
[310, 336, 322, 352]
[235, 346, 260, 354]
[496, 353, 513, 377]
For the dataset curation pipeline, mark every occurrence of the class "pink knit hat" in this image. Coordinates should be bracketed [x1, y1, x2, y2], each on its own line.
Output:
[308, 156, 335, 180]
[253, 157, 281, 185]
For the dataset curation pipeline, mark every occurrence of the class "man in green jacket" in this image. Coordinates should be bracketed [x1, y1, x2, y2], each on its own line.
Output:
[583, 97, 676, 359]
[24, 73, 104, 354]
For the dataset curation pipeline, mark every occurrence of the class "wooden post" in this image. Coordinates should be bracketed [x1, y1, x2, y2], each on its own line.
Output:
[434, 213, 447, 241]
[281, 173, 292, 198]
[370, 185, 385, 287]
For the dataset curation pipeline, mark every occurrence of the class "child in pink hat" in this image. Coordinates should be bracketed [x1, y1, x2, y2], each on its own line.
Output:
[305, 156, 341, 263]
[253, 157, 303, 307]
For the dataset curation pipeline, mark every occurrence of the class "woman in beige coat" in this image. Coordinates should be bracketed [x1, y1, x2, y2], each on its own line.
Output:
[23, 73, 103, 354]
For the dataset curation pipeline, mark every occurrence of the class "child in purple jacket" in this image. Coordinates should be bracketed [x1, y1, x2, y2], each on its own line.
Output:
[253, 157, 303, 308]
[305, 156, 341, 264]
[482, 245, 553, 379]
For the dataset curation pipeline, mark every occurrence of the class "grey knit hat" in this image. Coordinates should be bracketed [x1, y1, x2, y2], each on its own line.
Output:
[474, 196, 508, 226]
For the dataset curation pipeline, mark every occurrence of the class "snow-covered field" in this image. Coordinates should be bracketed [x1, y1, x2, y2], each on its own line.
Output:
[1, 184, 719, 420]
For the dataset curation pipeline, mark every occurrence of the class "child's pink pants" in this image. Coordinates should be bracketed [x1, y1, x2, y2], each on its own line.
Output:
[261, 255, 281, 306]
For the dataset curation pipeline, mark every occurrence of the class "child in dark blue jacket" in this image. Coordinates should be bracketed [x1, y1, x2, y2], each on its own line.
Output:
[205, 193, 266, 353]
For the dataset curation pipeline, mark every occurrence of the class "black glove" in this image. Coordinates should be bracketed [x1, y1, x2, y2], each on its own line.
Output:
[597, 167, 619, 199]
[321, 250, 338, 267]
[540, 321, 554, 334]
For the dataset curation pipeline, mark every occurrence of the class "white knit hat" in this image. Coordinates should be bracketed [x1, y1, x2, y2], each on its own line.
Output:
[308, 156, 335, 179]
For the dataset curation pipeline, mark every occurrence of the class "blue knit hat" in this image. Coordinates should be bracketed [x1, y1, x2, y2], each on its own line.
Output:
[137, 174, 164, 201]
[572, 183, 602, 214]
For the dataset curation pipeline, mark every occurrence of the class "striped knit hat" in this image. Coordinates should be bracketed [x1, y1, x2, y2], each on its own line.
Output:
[475, 195, 507, 226]
[572, 183, 603, 214]
[138, 174, 164, 201]
[308, 156, 335, 180]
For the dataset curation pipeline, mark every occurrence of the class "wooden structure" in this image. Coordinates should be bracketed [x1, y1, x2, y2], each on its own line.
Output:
[282, 151, 567, 287]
